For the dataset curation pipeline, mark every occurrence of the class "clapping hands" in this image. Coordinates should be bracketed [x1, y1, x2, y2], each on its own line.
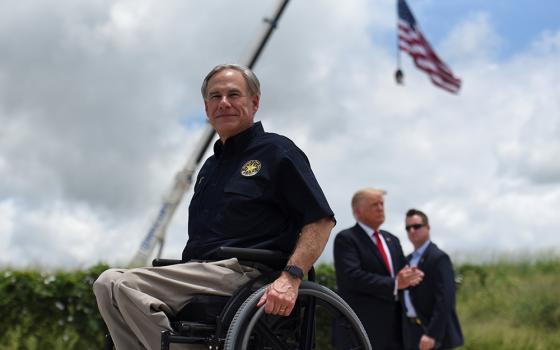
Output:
[397, 265, 424, 289]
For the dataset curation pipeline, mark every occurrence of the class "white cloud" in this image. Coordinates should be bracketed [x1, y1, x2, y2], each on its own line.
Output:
[0, 200, 16, 256]
[442, 12, 503, 62]
[1, 1, 560, 268]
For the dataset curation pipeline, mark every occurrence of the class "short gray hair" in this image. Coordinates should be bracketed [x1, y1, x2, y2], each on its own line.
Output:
[200, 64, 261, 99]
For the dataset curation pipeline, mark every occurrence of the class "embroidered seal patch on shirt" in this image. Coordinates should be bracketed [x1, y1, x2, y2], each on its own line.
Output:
[241, 160, 261, 176]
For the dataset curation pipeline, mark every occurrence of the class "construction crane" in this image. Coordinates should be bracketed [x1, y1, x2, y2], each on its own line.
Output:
[129, 0, 291, 267]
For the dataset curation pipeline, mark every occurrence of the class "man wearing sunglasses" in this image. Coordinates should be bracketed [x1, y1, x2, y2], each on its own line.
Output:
[402, 209, 463, 350]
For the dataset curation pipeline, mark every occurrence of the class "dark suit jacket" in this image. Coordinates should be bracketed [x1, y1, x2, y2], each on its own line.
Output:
[333, 223, 407, 350]
[402, 242, 463, 349]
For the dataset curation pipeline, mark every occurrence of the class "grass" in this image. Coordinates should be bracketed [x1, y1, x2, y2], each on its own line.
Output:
[456, 258, 560, 350]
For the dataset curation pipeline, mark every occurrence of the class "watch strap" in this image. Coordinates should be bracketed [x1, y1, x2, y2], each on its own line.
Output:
[283, 265, 304, 279]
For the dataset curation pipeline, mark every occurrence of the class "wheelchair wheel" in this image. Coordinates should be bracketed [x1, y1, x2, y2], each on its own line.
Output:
[224, 281, 371, 350]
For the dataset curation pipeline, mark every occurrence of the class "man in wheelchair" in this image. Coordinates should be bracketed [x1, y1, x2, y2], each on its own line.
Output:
[94, 64, 340, 349]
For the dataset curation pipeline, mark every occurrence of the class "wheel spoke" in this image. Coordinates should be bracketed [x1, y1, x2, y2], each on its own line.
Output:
[224, 282, 371, 350]
[254, 320, 292, 350]
[299, 296, 316, 350]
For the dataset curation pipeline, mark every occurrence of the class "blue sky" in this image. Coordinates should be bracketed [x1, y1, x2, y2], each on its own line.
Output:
[415, 0, 560, 58]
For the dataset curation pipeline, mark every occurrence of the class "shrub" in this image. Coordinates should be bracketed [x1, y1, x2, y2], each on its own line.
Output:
[0, 264, 109, 350]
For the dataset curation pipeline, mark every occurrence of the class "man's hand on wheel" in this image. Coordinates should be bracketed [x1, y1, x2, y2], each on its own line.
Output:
[256, 272, 301, 316]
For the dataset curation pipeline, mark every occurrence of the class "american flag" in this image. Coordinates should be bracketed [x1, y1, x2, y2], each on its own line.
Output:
[397, 0, 461, 94]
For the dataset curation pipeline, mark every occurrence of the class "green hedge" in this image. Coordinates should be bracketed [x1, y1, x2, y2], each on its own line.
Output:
[0, 264, 108, 350]
[2, 259, 560, 349]
[0, 263, 337, 350]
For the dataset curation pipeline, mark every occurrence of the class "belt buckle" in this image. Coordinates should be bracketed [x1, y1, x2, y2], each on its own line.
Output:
[409, 317, 422, 326]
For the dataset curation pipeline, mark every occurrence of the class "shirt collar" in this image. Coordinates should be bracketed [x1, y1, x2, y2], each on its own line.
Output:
[412, 240, 431, 258]
[357, 221, 376, 236]
[213, 121, 264, 158]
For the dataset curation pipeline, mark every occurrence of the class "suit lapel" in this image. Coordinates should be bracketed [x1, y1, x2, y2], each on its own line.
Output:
[353, 224, 391, 275]
[417, 241, 434, 269]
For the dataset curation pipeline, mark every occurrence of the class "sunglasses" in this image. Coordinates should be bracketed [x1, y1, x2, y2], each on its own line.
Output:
[405, 223, 425, 231]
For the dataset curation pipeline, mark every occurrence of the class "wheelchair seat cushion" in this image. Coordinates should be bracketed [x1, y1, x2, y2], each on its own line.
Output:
[173, 294, 230, 324]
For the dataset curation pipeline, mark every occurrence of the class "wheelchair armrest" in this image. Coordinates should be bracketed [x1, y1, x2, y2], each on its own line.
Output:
[217, 247, 288, 269]
[152, 258, 183, 267]
[152, 248, 289, 269]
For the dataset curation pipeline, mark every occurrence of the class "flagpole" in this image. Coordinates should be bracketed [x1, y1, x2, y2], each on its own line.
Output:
[395, 0, 404, 84]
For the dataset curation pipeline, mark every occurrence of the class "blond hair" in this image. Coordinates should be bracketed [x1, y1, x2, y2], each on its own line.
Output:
[351, 188, 387, 210]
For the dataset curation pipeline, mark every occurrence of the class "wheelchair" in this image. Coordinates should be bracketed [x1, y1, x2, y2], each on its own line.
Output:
[105, 247, 371, 350]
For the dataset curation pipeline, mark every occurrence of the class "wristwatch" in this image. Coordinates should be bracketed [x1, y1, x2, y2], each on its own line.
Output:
[283, 265, 304, 279]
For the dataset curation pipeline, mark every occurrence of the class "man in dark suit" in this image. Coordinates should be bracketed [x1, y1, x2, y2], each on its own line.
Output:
[401, 209, 463, 350]
[333, 188, 424, 350]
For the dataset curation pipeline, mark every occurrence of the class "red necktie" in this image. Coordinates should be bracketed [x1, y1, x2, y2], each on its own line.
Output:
[374, 230, 392, 275]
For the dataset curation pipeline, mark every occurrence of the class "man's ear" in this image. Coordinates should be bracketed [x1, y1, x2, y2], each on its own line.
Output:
[352, 208, 360, 221]
[251, 95, 260, 113]
[204, 100, 210, 118]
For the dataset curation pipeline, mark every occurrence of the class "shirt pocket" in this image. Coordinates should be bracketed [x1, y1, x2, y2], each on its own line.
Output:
[223, 178, 264, 199]
[217, 179, 266, 233]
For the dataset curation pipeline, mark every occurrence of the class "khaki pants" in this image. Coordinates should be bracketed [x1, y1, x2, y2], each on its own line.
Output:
[93, 258, 260, 350]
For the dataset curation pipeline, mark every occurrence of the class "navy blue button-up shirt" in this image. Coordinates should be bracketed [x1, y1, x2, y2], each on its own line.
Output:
[182, 122, 334, 261]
